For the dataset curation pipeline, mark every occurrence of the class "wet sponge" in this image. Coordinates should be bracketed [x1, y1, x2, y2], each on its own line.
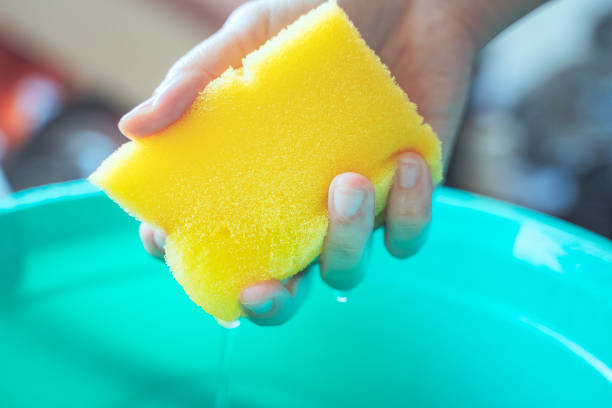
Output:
[90, 0, 442, 321]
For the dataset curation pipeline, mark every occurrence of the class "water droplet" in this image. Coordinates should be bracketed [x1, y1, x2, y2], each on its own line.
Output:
[214, 323, 238, 408]
[334, 290, 349, 303]
[216, 318, 241, 329]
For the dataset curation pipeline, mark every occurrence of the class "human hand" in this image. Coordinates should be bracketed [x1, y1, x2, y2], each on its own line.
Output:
[123, 0, 486, 325]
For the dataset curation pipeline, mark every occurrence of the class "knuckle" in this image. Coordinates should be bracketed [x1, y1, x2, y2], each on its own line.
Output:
[226, 1, 260, 25]
[394, 196, 430, 219]
[391, 219, 427, 237]
[386, 224, 429, 259]
[326, 238, 365, 263]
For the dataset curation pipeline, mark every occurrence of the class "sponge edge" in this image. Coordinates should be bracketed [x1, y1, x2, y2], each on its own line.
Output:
[90, 0, 442, 321]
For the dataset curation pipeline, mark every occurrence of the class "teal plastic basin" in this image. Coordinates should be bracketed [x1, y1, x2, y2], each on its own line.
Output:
[1, 180, 612, 407]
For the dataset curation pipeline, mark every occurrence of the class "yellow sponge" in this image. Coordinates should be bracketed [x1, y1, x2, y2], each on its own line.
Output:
[90, 0, 442, 321]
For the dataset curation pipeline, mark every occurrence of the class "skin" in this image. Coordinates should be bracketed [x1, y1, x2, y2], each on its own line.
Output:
[123, 0, 547, 325]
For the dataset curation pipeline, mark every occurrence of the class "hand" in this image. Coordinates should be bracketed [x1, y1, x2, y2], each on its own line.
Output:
[125, 0, 480, 325]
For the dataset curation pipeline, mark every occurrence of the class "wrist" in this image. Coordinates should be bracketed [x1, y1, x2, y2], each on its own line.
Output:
[452, 0, 550, 50]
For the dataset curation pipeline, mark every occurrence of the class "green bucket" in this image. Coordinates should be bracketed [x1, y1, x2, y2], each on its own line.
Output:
[1, 180, 611, 407]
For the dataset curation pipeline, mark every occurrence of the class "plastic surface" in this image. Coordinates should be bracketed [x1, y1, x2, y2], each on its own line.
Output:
[1, 180, 611, 407]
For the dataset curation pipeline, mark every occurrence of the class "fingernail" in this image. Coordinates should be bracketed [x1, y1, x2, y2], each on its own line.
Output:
[334, 186, 364, 217]
[399, 157, 420, 189]
[118, 74, 177, 127]
[242, 299, 274, 315]
[118, 97, 155, 127]
[153, 228, 166, 252]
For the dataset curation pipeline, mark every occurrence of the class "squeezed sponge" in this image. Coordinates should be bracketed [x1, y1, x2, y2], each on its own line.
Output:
[90, 0, 442, 321]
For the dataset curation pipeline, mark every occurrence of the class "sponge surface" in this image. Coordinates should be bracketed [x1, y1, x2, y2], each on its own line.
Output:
[90, 0, 442, 321]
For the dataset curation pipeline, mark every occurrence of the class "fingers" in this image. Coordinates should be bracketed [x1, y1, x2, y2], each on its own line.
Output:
[140, 219, 311, 326]
[139, 222, 166, 259]
[320, 173, 375, 291]
[385, 152, 432, 258]
[140, 153, 431, 328]
[240, 269, 311, 326]
[119, 2, 273, 138]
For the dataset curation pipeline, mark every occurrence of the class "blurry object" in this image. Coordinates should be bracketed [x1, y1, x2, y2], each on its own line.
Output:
[451, 111, 527, 200]
[1, 72, 65, 151]
[594, 9, 612, 54]
[451, 111, 580, 217]
[0, 0, 222, 107]
[0, 33, 70, 196]
[0, 39, 68, 157]
[518, 67, 612, 175]
[4, 99, 124, 191]
[450, 3, 612, 238]
[158, 0, 246, 28]
[514, 12, 612, 237]
[470, 0, 611, 110]
[0, 166, 9, 197]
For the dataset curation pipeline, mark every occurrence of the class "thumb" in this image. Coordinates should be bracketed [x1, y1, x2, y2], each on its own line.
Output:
[118, 2, 273, 138]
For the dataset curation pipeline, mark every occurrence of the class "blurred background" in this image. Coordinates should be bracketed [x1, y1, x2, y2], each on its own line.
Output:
[0, 0, 610, 238]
